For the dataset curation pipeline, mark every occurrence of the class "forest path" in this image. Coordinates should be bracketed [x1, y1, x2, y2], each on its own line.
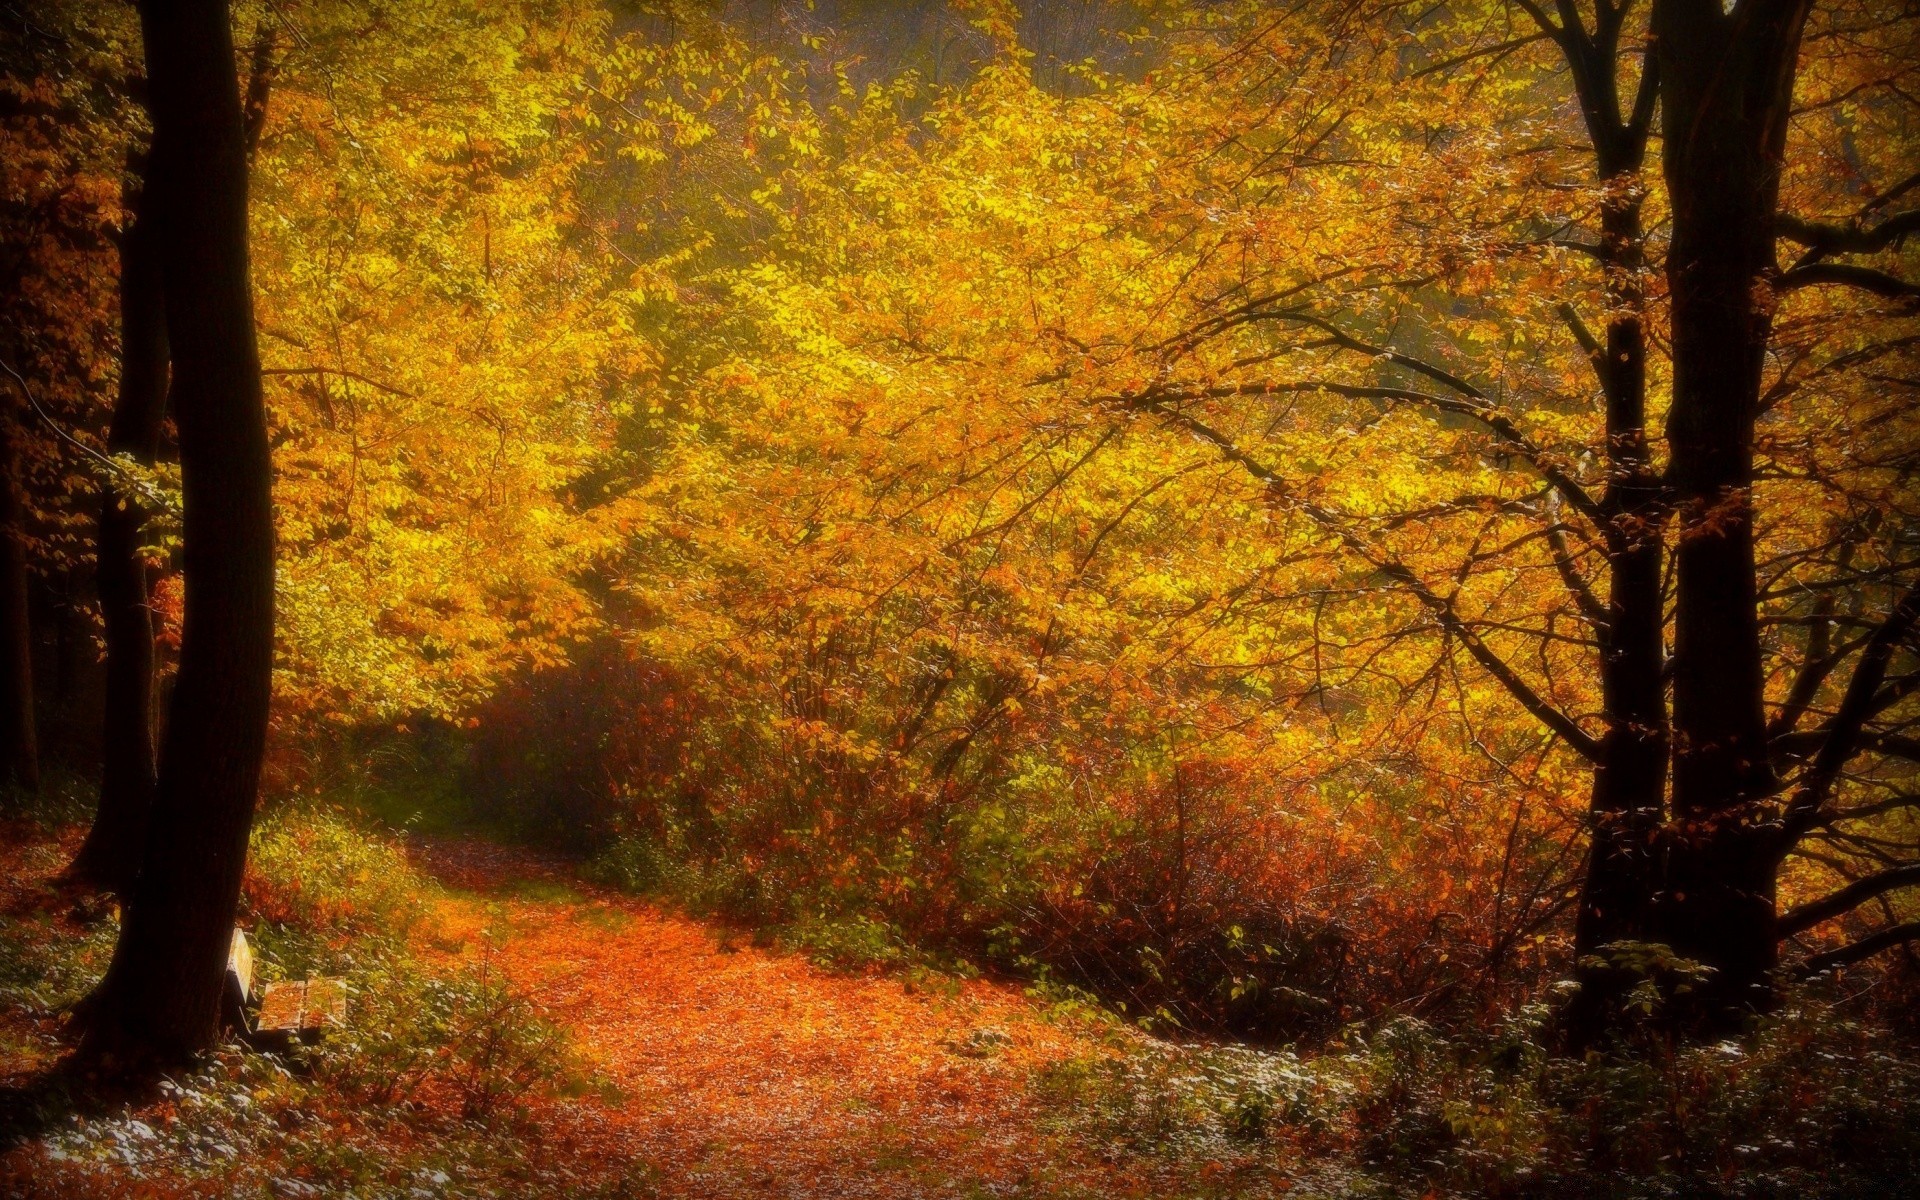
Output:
[405, 839, 1266, 1199]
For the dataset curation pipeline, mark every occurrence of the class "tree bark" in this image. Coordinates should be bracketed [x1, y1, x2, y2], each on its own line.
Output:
[1546, 16, 1668, 1046]
[66, 164, 168, 893]
[1653, 0, 1810, 1027]
[77, 0, 275, 1069]
[0, 386, 36, 794]
[1568, 182, 1669, 1040]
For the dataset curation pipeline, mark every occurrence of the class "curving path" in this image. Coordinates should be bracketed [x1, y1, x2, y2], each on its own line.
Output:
[406, 839, 1283, 1199]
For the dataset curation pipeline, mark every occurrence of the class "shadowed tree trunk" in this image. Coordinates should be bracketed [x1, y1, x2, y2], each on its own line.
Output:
[77, 0, 275, 1070]
[1519, 3, 1669, 1047]
[68, 20, 274, 896]
[66, 163, 168, 893]
[1653, 0, 1810, 1028]
[0, 385, 36, 794]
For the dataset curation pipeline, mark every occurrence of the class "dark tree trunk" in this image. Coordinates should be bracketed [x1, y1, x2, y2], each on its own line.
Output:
[67, 167, 169, 893]
[1569, 175, 1669, 1039]
[0, 390, 36, 794]
[1549, 18, 1668, 1046]
[77, 0, 275, 1069]
[1653, 0, 1809, 1027]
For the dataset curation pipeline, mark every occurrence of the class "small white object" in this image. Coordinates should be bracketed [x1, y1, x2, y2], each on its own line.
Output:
[226, 928, 254, 1003]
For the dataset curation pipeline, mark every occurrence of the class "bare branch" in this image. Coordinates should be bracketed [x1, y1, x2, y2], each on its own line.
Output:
[1776, 262, 1920, 299]
[1780, 863, 1920, 936]
[1796, 920, 1920, 976]
[1120, 395, 1603, 763]
[1779, 582, 1920, 851]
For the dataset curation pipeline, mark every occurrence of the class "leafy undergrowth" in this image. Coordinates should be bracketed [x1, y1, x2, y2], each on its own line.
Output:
[1034, 1005, 1920, 1199]
[0, 815, 632, 1198]
[0, 815, 1303, 1198]
[4, 813, 1918, 1198]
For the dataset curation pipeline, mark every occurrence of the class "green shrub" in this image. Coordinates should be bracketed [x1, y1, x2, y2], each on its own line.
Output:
[243, 803, 429, 974]
[776, 912, 912, 971]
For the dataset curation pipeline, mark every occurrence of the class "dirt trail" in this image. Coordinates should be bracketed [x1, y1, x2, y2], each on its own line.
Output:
[405, 840, 1246, 1199]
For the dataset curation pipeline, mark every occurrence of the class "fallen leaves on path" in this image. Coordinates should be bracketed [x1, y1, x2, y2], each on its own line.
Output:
[405, 837, 1284, 1198]
[1, 833, 1294, 1198]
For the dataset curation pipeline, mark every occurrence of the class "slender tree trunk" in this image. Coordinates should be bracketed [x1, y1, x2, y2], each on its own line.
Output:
[1653, 0, 1809, 1027]
[0, 390, 36, 794]
[1570, 164, 1669, 1040]
[67, 166, 168, 893]
[78, 0, 275, 1069]
[1551, 23, 1668, 1045]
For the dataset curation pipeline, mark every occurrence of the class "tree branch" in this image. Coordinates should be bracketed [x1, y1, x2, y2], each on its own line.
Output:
[1556, 301, 1610, 393]
[1776, 262, 1920, 299]
[1546, 521, 1610, 634]
[261, 366, 416, 398]
[1778, 582, 1920, 851]
[1120, 394, 1603, 763]
[1776, 209, 1920, 257]
[1767, 590, 1841, 740]
[1411, 33, 1552, 79]
[1780, 862, 1920, 936]
[1149, 375, 1605, 528]
[1796, 920, 1920, 977]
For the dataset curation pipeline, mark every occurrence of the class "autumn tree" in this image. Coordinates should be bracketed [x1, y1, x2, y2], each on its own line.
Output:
[66, 148, 167, 891]
[79, 0, 276, 1067]
[4, 0, 1910, 1060]
[660, 0, 1917, 1037]
[1652, 0, 1918, 1021]
[1124, 0, 1920, 1029]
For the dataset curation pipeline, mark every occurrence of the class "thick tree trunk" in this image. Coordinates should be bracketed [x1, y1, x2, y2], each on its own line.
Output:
[0, 394, 36, 794]
[77, 0, 275, 1069]
[66, 168, 168, 893]
[1653, 0, 1809, 1027]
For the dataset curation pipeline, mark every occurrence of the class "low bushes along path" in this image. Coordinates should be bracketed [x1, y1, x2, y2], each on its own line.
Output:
[407, 839, 1287, 1197]
[3, 834, 1297, 1199]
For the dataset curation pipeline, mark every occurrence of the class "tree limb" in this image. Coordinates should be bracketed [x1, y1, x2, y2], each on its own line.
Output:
[1776, 262, 1920, 299]
[1796, 920, 1920, 976]
[1120, 395, 1603, 763]
[1778, 581, 1920, 852]
[1780, 862, 1920, 936]
[1150, 374, 1605, 528]
[1776, 209, 1920, 257]
[261, 366, 416, 398]
[1555, 301, 1611, 393]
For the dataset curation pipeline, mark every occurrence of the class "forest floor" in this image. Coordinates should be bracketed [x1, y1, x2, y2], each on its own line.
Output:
[401, 837, 1292, 1198]
[0, 831, 1309, 1199]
